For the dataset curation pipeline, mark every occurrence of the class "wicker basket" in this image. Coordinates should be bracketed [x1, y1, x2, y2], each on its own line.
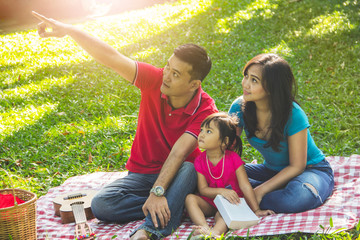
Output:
[0, 169, 37, 240]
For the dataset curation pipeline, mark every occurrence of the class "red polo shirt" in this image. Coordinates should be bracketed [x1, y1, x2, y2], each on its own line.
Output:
[125, 62, 218, 174]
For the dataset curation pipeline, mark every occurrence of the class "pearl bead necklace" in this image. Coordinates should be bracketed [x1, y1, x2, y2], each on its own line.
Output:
[206, 154, 225, 180]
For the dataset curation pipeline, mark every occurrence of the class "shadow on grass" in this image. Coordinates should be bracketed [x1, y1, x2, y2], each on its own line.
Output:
[0, 62, 25, 73]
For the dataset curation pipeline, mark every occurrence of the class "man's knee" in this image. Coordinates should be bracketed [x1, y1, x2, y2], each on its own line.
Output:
[91, 193, 102, 211]
[91, 189, 126, 221]
[178, 162, 196, 179]
[91, 194, 110, 220]
[176, 162, 197, 191]
[181, 161, 195, 172]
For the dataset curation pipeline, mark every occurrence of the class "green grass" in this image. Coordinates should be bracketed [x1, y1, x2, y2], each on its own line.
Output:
[1, 0, 359, 239]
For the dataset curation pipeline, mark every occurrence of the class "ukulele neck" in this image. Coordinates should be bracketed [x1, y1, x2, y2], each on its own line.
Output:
[71, 202, 96, 240]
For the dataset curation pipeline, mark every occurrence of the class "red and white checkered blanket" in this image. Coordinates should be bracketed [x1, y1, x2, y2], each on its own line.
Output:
[36, 155, 360, 239]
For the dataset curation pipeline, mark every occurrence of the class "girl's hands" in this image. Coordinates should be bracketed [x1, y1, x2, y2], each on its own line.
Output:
[254, 209, 275, 217]
[220, 188, 241, 205]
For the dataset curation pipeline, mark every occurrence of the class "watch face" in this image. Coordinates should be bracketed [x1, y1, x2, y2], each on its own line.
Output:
[154, 186, 164, 196]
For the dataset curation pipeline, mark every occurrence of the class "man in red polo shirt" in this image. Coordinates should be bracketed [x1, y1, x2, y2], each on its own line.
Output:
[33, 12, 218, 240]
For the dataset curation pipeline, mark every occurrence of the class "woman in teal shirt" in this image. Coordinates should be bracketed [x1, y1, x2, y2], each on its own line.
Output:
[229, 53, 334, 213]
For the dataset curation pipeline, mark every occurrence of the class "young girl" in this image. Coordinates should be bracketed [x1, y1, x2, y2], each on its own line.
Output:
[185, 112, 274, 238]
[229, 53, 334, 213]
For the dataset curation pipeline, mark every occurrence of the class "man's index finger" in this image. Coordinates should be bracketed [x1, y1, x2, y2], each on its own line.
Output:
[32, 11, 50, 22]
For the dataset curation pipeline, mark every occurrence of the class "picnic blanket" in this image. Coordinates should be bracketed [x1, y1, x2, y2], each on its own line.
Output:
[36, 155, 360, 239]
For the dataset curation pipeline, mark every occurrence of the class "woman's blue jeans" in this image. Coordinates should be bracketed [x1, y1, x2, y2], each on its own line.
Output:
[245, 159, 334, 213]
[91, 162, 197, 239]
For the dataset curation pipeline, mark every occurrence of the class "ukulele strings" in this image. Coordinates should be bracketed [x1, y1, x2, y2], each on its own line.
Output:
[71, 201, 87, 224]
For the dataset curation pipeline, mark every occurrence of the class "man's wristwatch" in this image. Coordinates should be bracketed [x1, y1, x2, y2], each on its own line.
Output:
[150, 186, 165, 197]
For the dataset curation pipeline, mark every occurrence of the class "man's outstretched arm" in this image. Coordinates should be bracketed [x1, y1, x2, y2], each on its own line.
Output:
[32, 11, 136, 83]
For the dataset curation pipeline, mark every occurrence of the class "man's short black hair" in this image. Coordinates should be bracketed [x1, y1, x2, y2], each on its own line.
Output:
[173, 44, 212, 82]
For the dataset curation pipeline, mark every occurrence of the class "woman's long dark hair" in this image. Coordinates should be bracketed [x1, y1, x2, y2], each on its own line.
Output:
[243, 53, 297, 152]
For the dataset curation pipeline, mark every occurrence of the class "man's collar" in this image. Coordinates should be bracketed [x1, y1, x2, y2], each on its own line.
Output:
[161, 87, 203, 115]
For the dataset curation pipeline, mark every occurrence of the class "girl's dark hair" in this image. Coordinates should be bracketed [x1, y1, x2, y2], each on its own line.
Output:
[243, 53, 297, 152]
[173, 43, 212, 81]
[201, 112, 242, 156]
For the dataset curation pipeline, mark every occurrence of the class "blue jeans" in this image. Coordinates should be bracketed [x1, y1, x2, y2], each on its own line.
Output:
[245, 159, 334, 213]
[91, 162, 197, 239]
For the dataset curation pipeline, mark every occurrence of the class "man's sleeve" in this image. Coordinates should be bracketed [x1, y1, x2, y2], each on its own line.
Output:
[133, 62, 163, 91]
[186, 107, 217, 139]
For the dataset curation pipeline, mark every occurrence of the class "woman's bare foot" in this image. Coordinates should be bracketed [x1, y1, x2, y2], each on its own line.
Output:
[130, 229, 150, 240]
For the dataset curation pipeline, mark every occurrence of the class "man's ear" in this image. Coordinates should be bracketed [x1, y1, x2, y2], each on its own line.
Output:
[190, 80, 201, 91]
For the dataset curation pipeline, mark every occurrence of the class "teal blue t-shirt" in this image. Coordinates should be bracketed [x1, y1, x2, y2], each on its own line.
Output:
[228, 97, 325, 171]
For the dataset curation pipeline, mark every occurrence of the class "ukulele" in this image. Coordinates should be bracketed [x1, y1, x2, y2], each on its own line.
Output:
[71, 201, 96, 240]
[53, 190, 98, 224]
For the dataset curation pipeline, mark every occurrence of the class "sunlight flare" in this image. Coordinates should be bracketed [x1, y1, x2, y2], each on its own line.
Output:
[307, 11, 354, 37]
[216, 0, 277, 34]
[1, 76, 75, 100]
[265, 40, 293, 57]
[0, 103, 57, 140]
[85, 0, 212, 48]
